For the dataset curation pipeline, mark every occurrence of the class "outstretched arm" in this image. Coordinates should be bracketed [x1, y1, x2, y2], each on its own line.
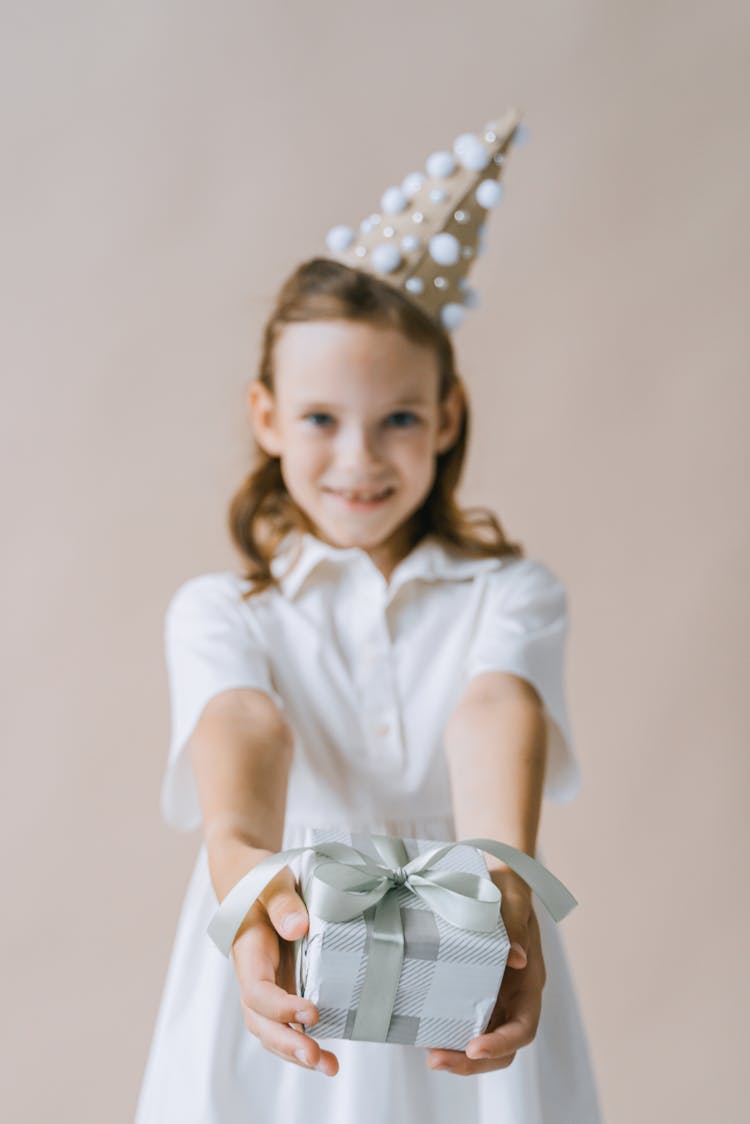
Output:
[428, 670, 548, 1076]
[191, 687, 339, 1077]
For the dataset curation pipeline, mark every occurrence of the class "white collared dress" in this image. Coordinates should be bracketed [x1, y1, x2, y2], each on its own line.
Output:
[135, 530, 603, 1123]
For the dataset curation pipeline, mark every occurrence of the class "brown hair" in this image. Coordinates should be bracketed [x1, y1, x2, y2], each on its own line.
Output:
[229, 257, 524, 600]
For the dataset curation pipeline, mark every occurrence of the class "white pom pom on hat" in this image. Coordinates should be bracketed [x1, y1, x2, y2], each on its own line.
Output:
[455, 135, 492, 172]
[325, 224, 355, 254]
[476, 180, 504, 208]
[401, 171, 425, 198]
[370, 242, 402, 274]
[440, 302, 466, 331]
[429, 232, 462, 267]
[425, 150, 457, 179]
[380, 185, 409, 215]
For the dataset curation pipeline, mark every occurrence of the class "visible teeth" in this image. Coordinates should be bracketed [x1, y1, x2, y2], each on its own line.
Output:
[335, 488, 390, 501]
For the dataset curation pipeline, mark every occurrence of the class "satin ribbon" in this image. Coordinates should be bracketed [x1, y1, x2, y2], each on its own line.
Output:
[207, 834, 577, 1042]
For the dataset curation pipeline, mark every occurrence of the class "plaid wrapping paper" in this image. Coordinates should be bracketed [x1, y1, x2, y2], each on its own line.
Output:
[293, 828, 511, 1050]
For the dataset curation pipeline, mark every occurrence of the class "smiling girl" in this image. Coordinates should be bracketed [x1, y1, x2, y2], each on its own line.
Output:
[136, 117, 602, 1124]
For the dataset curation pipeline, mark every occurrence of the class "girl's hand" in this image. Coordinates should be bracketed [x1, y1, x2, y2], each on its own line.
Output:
[426, 869, 546, 1076]
[229, 859, 339, 1076]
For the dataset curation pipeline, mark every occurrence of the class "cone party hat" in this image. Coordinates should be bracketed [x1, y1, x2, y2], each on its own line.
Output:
[323, 108, 527, 333]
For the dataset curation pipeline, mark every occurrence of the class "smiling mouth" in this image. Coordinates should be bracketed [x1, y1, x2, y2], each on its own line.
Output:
[324, 486, 395, 506]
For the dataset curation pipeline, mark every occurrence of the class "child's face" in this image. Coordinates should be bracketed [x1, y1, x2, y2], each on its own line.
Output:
[248, 319, 464, 573]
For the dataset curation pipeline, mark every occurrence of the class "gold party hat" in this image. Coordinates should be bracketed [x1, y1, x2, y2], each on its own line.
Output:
[323, 109, 527, 332]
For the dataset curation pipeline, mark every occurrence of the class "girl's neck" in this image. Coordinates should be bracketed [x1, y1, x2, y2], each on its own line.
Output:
[367, 523, 426, 582]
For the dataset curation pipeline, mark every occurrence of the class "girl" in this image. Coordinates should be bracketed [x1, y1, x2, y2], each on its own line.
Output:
[136, 120, 602, 1123]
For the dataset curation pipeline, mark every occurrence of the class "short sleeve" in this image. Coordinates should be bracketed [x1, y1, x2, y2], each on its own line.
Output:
[464, 559, 581, 803]
[160, 573, 287, 832]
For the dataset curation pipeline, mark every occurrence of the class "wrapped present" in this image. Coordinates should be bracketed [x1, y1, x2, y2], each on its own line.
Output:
[207, 829, 577, 1051]
[293, 829, 510, 1049]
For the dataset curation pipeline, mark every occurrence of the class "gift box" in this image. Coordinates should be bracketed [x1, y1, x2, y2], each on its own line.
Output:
[293, 829, 510, 1049]
[207, 828, 577, 1052]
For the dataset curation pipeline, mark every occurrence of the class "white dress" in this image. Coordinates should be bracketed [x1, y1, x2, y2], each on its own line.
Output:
[135, 529, 603, 1123]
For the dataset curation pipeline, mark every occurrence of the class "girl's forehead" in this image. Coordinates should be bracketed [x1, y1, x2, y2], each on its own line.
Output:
[273, 320, 439, 404]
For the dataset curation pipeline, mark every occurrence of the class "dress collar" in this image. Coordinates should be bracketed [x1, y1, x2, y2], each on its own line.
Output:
[269, 528, 508, 600]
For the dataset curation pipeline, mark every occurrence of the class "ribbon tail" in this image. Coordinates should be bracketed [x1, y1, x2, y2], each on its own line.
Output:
[350, 890, 404, 1042]
[206, 845, 314, 957]
[461, 837, 578, 921]
[207, 840, 376, 956]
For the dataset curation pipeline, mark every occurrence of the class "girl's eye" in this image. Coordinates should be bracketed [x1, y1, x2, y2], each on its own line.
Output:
[302, 411, 420, 428]
[386, 412, 419, 427]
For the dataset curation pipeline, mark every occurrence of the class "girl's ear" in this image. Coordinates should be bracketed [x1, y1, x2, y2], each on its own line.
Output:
[435, 379, 465, 455]
[247, 380, 283, 457]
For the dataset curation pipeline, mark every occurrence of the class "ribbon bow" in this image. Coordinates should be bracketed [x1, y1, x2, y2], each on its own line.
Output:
[207, 834, 577, 1043]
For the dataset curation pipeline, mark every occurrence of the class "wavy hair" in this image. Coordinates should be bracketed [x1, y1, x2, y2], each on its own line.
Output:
[229, 257, 524, 599]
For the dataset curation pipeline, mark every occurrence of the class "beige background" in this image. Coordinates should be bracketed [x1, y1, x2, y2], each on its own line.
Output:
[3, 2, 748, 1121]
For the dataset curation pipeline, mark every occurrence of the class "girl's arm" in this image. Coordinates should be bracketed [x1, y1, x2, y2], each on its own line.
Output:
[189, 686, 295, 900]
[443, 667, 546, 958]
[443, 669, 548, 867]
[188, 686, 339, 1076]
[428, 669, 548, 1076]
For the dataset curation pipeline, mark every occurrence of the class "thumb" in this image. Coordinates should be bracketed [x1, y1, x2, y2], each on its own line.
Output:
[508, 939, 528, 970]
[260, 866, 309, 941]
[503, 903, 530, 969]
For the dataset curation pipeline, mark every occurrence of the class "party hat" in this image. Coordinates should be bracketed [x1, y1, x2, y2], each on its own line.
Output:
[323, 109, 528, 332]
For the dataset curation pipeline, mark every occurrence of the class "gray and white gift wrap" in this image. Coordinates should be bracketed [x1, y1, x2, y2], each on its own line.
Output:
[206, 826, 577, 1053]
[293, 829, 511, 1050]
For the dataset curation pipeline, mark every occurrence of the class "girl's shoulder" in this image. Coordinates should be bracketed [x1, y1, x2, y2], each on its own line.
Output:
[469, 551, 569, 615]
[439, 541, 566, 592]
[165, 570, 268, 628]
[167, 569, 246, 605]
[489, 553, 567, 591]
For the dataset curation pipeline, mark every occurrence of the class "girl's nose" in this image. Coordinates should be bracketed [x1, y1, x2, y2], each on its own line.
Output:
[337, 427, 382, 467]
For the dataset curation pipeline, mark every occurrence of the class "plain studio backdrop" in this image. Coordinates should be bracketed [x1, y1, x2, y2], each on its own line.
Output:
[2, 3, 748, 1121]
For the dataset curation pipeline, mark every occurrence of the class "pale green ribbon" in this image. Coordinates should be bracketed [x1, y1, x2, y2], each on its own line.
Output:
[206, 834, 577, 1042]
